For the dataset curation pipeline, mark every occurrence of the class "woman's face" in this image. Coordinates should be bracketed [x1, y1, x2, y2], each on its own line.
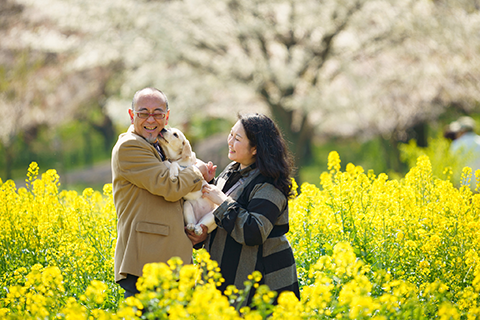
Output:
[227, 120, 257, 169]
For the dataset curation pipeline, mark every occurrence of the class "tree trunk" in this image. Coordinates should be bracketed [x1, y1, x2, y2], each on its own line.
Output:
[379, 135, 407, 174]
[411, 122, 428, 147]
[268, 105, 314, 185]
[3, 143, 13, 181]
[91, 115, 116, 151]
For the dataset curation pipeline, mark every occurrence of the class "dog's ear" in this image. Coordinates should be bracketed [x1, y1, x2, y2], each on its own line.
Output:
[181, 138, 193, 159]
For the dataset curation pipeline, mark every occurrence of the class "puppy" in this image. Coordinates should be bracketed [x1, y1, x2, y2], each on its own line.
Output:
[158, 127, 217, 235]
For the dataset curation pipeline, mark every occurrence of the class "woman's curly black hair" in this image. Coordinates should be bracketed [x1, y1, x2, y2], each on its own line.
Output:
[239, 113, 295, 198]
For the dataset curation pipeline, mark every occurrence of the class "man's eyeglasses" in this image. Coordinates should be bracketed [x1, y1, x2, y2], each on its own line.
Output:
[134, 111, 167, 120]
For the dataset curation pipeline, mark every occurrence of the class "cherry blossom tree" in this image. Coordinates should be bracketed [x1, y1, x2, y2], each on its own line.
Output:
[150, 0, 480, 170]
[3, 0, 480, 178]
[0, 0, 121, 179]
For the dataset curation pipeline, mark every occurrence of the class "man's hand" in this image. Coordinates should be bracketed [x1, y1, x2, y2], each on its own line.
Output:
[195, 159, 217, 182]
[185, 224, 208, 245]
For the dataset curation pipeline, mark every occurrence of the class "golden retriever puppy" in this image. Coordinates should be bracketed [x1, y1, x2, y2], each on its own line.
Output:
[158, 127, 217, 235]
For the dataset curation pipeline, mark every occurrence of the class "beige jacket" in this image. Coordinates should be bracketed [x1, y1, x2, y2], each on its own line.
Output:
[112, 126, 203, 282]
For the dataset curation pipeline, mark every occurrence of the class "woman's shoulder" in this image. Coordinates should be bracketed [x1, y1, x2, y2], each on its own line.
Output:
[244, 178, 287, 210]
[248, 172, 273, 185]
[244, 174, 285, 199]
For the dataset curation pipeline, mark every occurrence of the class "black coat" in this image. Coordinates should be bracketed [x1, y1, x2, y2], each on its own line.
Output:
[206, 162, 300, 305]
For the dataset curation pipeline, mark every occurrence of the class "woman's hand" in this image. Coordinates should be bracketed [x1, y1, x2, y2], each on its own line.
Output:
[195, 159, 217, 182]
[202, 184, 227, 205]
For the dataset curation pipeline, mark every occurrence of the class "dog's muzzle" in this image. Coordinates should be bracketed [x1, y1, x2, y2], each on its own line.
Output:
[159, 128, 168, 142]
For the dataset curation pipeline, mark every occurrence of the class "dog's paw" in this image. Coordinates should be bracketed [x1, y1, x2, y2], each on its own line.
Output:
[169, 169, 179, 181]
[194, 225, 204, 236]
[186, 223, 196, 232]
[169, 163, 180, 181]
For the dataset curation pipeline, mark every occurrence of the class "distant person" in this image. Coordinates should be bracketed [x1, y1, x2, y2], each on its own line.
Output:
[443, 122, 460, 141]
[111, 87, 216, 298]
[449, 116, 480, 188]
[191, 113, 300, 306]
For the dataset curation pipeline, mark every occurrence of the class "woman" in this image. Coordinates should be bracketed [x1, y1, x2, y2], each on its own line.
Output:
[195, 113, 300, 305]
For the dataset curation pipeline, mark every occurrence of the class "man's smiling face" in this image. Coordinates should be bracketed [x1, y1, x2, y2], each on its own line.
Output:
[129, 89, 170, 143]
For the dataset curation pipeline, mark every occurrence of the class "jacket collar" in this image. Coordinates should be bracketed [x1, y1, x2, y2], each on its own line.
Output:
[228, 162, 257, 177]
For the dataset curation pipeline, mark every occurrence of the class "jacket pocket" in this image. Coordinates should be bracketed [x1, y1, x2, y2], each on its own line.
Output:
[136, 221, 169, 236]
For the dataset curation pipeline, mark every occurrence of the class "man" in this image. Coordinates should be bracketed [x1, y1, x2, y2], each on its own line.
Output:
[112, 87, 215, 297]
[450, 116, 480, 189]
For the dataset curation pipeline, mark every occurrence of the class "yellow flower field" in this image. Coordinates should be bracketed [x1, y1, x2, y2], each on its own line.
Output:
[1, 153, 479, 319]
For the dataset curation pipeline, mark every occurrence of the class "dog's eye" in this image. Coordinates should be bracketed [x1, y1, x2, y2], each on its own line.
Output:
[173, 133, 178, 138]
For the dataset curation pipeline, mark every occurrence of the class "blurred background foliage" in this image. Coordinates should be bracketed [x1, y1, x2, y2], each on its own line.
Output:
[1, 0, 480, 191]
